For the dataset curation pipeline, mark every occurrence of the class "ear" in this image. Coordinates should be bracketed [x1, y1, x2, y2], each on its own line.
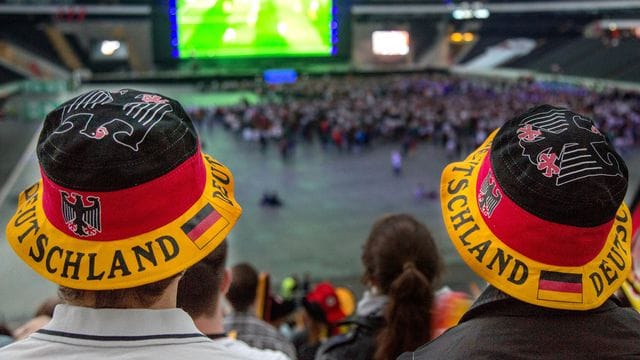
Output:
[220, 268, 232, 295]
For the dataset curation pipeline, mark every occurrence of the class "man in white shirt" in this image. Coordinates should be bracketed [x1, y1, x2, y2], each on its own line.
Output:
[1, 89, 245, 359]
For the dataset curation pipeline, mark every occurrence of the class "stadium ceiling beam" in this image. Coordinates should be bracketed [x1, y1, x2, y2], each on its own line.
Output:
[0, 5, 150, 16]
[352, 1, 640, 15]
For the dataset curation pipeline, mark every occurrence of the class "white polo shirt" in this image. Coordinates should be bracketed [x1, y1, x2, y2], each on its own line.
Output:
[0, 304, 255, 359]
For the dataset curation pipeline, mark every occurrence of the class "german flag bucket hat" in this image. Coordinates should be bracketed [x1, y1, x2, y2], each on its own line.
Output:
[441, 105, 631, 310]
[6, 89, 242, 290]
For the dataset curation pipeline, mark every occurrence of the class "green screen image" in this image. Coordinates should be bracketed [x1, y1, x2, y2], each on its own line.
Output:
[173, 0, 335, 58]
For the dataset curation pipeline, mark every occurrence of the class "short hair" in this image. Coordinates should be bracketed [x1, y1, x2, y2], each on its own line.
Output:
[177, 240, 228, 318]
[226, 263, 258, 312]
[58, 274, 180, 309]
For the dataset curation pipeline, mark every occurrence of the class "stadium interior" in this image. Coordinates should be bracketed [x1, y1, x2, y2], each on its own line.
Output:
[2, 0, 640, 323]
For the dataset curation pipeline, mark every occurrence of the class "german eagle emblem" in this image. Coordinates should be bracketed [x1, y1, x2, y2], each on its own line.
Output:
[61, 191, 101, 237]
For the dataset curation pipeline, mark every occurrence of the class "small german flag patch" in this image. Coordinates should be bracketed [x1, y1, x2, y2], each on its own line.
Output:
[181, 204, 228, 249]
[537, 270, 583, 303]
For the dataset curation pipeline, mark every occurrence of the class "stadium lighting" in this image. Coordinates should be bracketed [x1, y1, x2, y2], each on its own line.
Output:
[452, 9, 473, 20]
[450, 32, 464, 42]
[474, 8, 490, 19]
[449, 32, 475, 43]
[372, 30, 410, 56]
[452, 1, 490, 20]
[100, 40, 121, 56]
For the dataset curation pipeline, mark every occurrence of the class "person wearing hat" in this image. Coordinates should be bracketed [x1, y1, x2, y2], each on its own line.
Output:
[224, 262, 297, 359]
[177, 239, 291, 360]
[294, 281, 346, 360]
[1, 89, 245, 359]
[399, 105, 640, 359]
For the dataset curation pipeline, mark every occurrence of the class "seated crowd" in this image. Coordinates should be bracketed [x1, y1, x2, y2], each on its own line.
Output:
[189, 74, 640, 158]
[1, 88, 640, 360]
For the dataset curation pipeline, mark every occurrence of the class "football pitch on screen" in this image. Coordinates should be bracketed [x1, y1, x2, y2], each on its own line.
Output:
[176, 0, 334, 58]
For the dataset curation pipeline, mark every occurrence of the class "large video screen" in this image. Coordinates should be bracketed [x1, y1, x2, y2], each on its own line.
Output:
[170, 0, 337, 58]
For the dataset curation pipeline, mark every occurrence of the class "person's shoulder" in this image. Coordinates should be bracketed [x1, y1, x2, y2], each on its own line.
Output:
[0, 336, 52, 359]
[160, 338, 271, 360]
[212, 337, 291, 360]
[250, 317, 288, 338]
[315, 317, 381, 360]
[315, 332, 356, 360]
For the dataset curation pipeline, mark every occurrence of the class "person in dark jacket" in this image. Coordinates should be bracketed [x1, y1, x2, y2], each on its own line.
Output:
[399, 105, 640, 359]
[316, 213, 444, 360]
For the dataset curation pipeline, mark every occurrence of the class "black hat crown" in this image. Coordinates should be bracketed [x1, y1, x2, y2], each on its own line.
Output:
[38, 89, 198, 191]
[491, 105, 628, 227]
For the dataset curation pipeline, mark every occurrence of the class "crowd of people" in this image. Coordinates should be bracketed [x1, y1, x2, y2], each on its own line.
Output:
[189, 74, 640, 159]
[2, 85, 640, 359]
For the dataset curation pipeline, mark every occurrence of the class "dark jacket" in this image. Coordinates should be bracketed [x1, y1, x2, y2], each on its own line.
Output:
[314, 315, 384, 360]
[398, 286, 640, 360]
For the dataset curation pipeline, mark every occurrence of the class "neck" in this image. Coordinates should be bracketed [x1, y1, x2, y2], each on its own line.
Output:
[149, 278, 180, 309]
[193, 294, 225, 335]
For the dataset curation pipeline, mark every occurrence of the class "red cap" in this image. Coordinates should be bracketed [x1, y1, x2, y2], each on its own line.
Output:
[305, 282, 346, 325]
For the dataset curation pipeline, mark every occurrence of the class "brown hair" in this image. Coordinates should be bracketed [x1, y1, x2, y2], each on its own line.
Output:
[177, 240, 228, 318]
[226, 263, 258, 312]
[58, 273, 180, 309]
[362, 213, 443, 360]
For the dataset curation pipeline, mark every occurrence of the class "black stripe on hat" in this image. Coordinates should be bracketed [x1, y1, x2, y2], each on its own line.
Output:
[181, 204, 214, 235]
[540, 270, 582, 283]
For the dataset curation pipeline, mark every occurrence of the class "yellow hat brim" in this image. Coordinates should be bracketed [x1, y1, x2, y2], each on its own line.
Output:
[6, 153, 242, 290]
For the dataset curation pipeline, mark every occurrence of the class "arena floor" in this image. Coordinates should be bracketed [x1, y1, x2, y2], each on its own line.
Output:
[2, 85, 639, 322]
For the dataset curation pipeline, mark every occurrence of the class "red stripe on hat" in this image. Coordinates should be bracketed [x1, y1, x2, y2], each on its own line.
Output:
[538, 279, 582, 293]
[42, 151, 206, 241]
[476, 152, 611, 267]
[186, 210, 221, 241]
[632, 202, 640, 236]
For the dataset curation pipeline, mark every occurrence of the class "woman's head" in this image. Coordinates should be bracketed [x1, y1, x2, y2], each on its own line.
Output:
[362, 213, 442, 293]
[362, 213, 443, 360]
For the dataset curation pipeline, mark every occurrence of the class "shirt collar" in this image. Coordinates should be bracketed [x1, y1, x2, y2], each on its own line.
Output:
[43, 304, 202, 337]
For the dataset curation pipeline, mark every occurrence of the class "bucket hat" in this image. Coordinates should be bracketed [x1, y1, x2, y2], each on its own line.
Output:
[6, 89, 242, 290]
[440, 105, 630, 310]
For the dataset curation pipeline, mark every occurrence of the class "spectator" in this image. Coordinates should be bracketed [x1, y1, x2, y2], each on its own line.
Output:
[225, 263, 297, 359]
[1, 89, 243, 359]
[177, 239, 290, 359]
[315, 213, 445, 360]
[295, 282, 346, 360]
[390, 150, 402, 176]
[399, 105, 640, 359]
